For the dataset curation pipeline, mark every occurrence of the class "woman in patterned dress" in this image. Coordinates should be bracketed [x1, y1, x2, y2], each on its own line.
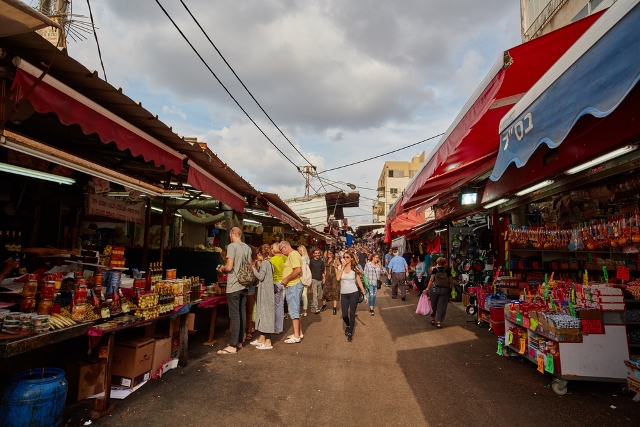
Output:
[321, 250, 340, 315]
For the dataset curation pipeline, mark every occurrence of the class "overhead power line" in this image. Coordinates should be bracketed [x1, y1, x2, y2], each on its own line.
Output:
[154, 0, 300, 173]
[86, 0, 107, 82]
[318, 133, 444, 174]
[179, 0, 315, 169]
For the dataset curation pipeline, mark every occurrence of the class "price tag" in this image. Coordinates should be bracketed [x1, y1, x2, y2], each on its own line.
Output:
[581, 319, 603, 334]
[616, 266, 630, 281]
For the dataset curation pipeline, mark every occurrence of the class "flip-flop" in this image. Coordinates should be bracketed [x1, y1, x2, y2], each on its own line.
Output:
[217, 348, 237, 355]
[437, 323, 442, 329]
[430, 319, 435, 325]
[249, 340, 263, 346]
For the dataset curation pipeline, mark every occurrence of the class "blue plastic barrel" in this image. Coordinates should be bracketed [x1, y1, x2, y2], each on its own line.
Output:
[0, 368, 68, 427]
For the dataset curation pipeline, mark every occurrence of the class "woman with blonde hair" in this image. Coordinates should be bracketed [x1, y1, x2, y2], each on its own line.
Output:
[423, 257, 454, 328]
[297, 245, 310, 316]
[250, 244, 275, 349]
[336, 251, 368, 342]
[270, 242, 286, 334]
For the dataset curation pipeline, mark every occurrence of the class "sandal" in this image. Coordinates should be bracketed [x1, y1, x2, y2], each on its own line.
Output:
[217, 346, 237, 355]
[245, 332, 253, 341]
[430, 319, 435, 325]
[284, 336, 301, 344]
[287, 334, 304, 340]
[256, 344, 273, 350]
[437, 322, 442, 329]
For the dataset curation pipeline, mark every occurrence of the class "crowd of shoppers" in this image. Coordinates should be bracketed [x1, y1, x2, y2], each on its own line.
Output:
[216, 230, 449, 353]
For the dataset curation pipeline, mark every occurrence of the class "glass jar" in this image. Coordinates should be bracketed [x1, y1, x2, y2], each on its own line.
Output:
[74, 285, 88, 305]
[71, 303, 86, 322]
[41, 281, 56, 299]
[20, 297, 36, 313]
[22, 280, 38, 298]
[37, 298, 53, 315]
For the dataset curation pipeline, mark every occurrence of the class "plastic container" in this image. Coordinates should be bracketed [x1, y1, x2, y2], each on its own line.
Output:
[0, 367, 68, 427]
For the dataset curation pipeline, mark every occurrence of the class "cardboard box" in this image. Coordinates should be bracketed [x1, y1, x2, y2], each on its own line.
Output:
[151, 338, 172, 378]
[112, 371, 151, 389]
[61, 358, 106, 401]
[628, 377, 640, 394]
[162, 359, 179, 375]
[112, 337, 154, 388]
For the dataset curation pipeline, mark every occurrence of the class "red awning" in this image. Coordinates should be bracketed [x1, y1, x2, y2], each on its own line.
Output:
[187, 160, 246, 212]
[401, 13, 603, 212]
[261, 193, 305, 231]
[391, 209, 425, 234]
[11, 60, 185, 175]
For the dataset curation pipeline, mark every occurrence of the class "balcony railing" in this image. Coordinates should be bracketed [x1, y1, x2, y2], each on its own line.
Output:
[523, 0, 568, 41]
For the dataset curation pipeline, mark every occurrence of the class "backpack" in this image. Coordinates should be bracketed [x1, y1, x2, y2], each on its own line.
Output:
[236, 244, 254, 287]
[301, 262, 312, 286]
[434, 267, 450, 288]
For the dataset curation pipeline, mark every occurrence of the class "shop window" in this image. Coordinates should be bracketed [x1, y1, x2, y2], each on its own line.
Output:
[572, 4, 589, 22]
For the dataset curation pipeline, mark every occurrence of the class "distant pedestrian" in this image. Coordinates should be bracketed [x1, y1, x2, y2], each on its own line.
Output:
[245, 245, 258, 342]
[280, 241, 304, 343]
[322, 251, 340, 315]
[309, 247, 325, 314]
[388, 249, 409, 301]
[364, 254, 383, 315]
[402, 248, 413, 266]
[298, 245, 310, 317]
[384, 247, 393, 286]
[414, 254, 428, 295]
[358, 247, 368, 270]
[250, 244, 275, 350]
[336, 252, 367, 342]
[423, 257, 454, 328]
[270, 243, 286, 334]
[216, 227, 251, 355]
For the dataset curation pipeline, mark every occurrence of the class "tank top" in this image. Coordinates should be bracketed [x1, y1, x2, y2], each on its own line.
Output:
[340, 269, 358, 294]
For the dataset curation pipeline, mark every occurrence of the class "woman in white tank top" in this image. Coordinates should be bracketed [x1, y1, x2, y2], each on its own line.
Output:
[336, 252, 368, 342]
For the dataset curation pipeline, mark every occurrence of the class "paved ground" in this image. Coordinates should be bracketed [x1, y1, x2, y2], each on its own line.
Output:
[65, 286, 639, 427]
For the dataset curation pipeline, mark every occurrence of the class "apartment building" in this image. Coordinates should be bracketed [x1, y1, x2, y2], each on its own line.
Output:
[521, 0, 615, 41]
[374, 152, 425, 222]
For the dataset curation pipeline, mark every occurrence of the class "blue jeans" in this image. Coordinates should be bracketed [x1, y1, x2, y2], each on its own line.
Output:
[366, 285, 377, 308]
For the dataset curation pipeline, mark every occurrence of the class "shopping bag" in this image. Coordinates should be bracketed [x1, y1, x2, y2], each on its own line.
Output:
[416, 294, 433, 316]
[413, 282, 419, 291]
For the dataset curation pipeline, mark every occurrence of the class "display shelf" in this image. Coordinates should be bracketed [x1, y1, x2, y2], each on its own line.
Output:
[64, 260, 128, 271]
[625, 299, 640, 303]
[625, 322, 640, 325]
[0, 322, 94, 358]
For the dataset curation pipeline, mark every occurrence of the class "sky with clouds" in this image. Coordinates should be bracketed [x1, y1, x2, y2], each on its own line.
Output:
[59, 0, 522, 225]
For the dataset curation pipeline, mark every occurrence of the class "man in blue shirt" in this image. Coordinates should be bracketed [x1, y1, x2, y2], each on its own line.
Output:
[384, 248, 394, 287]
[387, 250, 409, 300]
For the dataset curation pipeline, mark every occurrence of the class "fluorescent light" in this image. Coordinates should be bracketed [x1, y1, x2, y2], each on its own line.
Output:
[200, 194, 213, 198]
[175, 197, 191, 201]
[515, 180, 554, 197]
[434, 228, 447, 233]
[151, 207, 163, 212]
[565, 145, 638, 175]
[106, 191, 130, 197]
[0, 161, 75, 185]
[483, 198, 509, 209]
[175, 213, 182, 217]
[163, 190, 186, 198]
[243, 219, 261, 225]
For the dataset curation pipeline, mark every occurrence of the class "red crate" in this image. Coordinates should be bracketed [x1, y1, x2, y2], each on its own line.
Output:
[490, 320, 505, 336]
[490, 307, 505, 321]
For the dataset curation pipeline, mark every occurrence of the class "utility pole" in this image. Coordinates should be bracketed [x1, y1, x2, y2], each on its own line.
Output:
[300, 165, 315, 197]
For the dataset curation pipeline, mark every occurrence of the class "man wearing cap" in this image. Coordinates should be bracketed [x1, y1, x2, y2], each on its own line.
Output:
[388, 249, 409, 300]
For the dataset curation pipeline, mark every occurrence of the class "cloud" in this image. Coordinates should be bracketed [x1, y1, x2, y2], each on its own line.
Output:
[161, 105, 187, 121]
[65, 0, 522, 220]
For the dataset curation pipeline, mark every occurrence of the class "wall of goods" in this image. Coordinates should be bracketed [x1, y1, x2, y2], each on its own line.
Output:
[468, 210, 640, 394]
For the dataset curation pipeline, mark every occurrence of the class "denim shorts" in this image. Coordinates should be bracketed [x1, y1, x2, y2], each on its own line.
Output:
[285, 283, 303, 319]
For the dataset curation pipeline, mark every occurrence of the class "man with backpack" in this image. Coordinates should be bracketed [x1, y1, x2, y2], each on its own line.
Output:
[216, 227, 252, 354]
[423, 257, 454, 329]
[280, 241, 304, 343]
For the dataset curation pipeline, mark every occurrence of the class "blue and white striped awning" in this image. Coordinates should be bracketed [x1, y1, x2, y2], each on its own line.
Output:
[490, 0, 640, 181]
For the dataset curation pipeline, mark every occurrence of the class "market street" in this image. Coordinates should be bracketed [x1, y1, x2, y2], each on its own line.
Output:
[65, 288, 638, 427]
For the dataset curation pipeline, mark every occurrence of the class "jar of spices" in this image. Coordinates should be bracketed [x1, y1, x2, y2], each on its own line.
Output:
[37, 298, 53, 315]
[20, 297, 36, 313]
[22, 278, 38, 298]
